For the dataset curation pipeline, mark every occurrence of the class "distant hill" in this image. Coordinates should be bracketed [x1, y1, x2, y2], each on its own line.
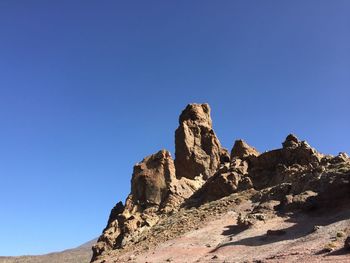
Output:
[0, 238, 96, 263]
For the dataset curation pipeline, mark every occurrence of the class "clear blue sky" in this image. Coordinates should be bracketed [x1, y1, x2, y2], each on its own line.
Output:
[0, 0, 349, 256]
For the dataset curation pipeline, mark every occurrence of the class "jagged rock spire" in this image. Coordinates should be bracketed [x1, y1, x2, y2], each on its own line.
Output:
[174, 103, 229, 180]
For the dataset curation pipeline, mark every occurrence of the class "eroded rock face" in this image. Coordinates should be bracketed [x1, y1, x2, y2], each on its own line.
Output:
[131, 150, 175, 206]
[188, 159, 252, 204]
[174, 103, 229, 180]
[248, 134, 324, 189]
[92, 150, 204, 261]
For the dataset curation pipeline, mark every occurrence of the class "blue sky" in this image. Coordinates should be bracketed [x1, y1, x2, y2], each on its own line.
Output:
[0, 0, 349, 256]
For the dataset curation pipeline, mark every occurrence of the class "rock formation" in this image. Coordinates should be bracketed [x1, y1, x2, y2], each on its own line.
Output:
[174, 103, 229, 180]
[247, 134, 324, 189]
[92, 149, 204, 261]
[231, 139, 259, 159]
[131, 150, 175, 206]
[91, 103, 350, 263]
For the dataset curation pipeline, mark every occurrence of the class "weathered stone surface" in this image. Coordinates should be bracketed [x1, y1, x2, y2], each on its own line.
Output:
[248, 134, 323, 189]
[174, 103, 228, 180]
[231, 139, 259, 159]
[188, 158, 252, 204]
[131, 150, 175, 206]
[282, 134, 300, 148]
[279, 190, 319, 211]
[92, 149, 204, 261]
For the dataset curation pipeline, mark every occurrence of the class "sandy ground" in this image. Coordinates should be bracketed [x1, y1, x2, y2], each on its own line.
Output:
[105, 207, 350, 263]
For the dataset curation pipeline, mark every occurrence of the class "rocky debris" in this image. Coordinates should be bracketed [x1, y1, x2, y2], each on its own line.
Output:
[237, 212, 267, 227]
[279, 191, 319, 211]
[93, 189, 256, 263]
[174, 103, 229, 180]
[231, 139, 259, 159]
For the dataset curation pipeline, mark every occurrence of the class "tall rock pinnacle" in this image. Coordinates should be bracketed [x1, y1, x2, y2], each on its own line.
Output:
[174, 103, 229, 180]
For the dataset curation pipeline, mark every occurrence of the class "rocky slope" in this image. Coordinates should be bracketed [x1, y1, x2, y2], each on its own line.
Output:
[92, 103, 350, 263]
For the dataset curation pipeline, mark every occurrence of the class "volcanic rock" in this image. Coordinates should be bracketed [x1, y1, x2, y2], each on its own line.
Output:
[131, 150, 175, 206]
[174, 103, 229, 180]
[92, 149, 204, 261]
[187, 158, 252, 204]
[248, 134, 323, 189]
[231, 139, 259, 159]
[91, 103, 350, 263]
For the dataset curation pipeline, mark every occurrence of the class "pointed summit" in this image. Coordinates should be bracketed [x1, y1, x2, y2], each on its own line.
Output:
[231, 139, 259, 159]
[175, 103, 229, 180]
[282, 134, 300, 148]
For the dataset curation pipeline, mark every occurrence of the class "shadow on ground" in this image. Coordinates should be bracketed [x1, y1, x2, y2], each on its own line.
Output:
[211, 205, 350, 255]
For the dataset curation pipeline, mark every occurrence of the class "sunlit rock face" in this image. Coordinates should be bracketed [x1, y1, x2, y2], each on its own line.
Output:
[174, 103, 229, 180]
[91, 149, 204, 262]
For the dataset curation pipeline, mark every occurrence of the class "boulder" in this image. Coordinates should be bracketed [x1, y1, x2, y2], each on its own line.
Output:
[174, 103, 229, 180]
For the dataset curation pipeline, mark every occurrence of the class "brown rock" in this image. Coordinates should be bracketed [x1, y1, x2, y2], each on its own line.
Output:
[92, 149, 204, 261]
[188, 159, 252, 204]
[175, 103, 228, 180]
[282, 134, 300, 148]
[249, 134, 323, 189]
[131, 150, 175, 206]
[231, 139, 259, 159]
[280, 191, 318, 211]
[92, 150, 175, 261]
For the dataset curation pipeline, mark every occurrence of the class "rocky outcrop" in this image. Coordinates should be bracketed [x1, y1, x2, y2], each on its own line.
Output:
[92, 150, 204, 262]
[92, 103, 350, 262]
[187, 158, 252, 204]
[131, 150, 175, 206]
[174, 103, 229, 180]
[231, 139, 259, 159]
[248, 134, 324, 189]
